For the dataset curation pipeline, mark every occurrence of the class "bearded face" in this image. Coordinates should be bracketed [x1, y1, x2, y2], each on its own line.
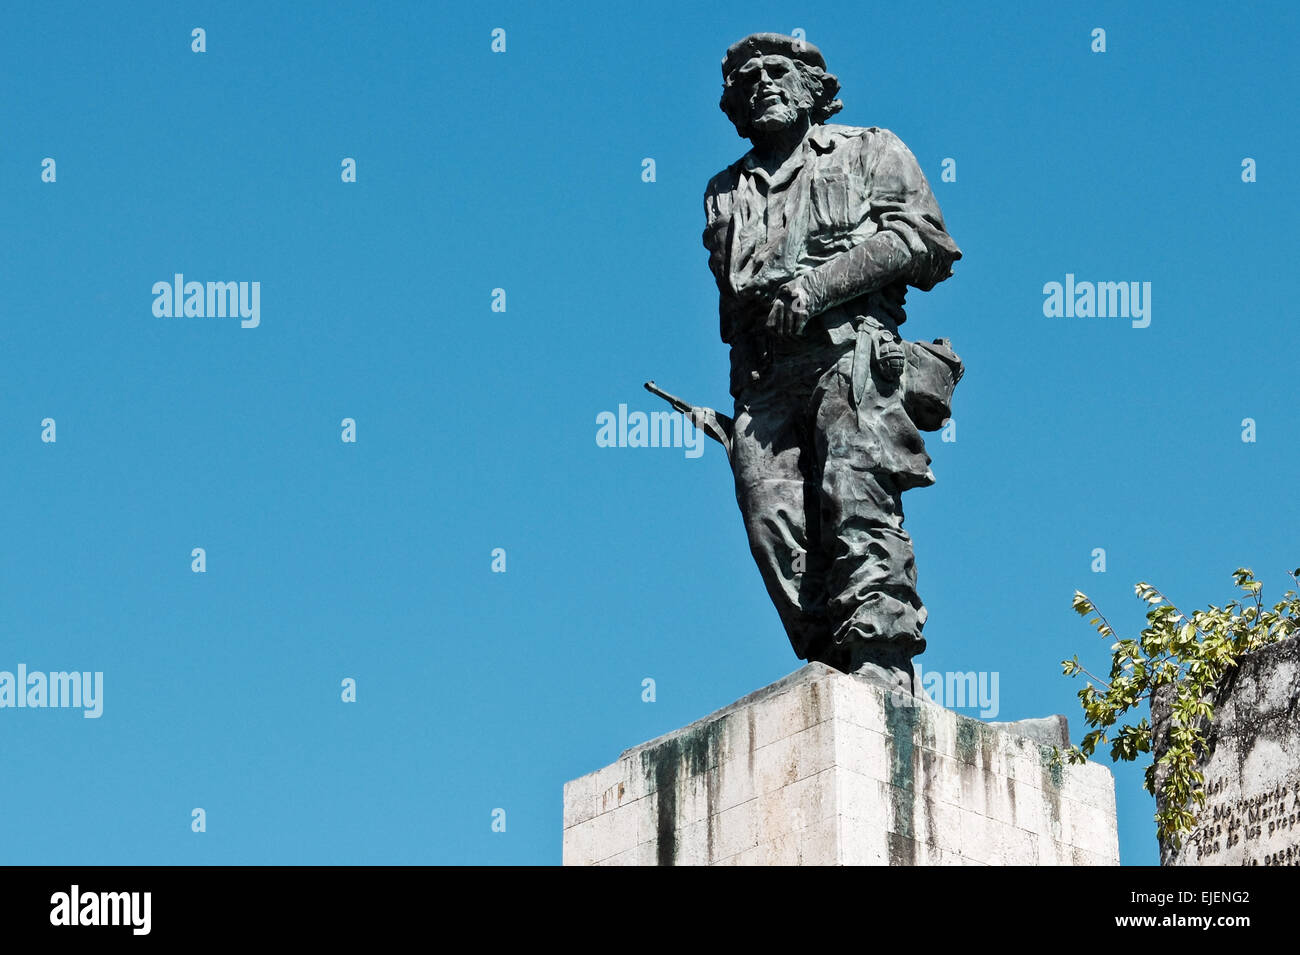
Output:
[732, 54, 815, 134]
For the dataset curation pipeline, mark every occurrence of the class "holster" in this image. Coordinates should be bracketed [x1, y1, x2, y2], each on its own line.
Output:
[901, 337, 963, 432]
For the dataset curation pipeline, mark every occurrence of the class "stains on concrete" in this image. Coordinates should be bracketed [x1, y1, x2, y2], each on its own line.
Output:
[641, 717, 722, 865]
[884, 691, 919, 864]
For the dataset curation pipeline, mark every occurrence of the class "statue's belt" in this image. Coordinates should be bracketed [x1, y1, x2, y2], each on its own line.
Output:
[733, 317, 962, 427]
[736, 311, 891, 391]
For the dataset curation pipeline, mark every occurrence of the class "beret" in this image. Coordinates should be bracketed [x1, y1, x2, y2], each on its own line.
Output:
[721, 33, 827, 79]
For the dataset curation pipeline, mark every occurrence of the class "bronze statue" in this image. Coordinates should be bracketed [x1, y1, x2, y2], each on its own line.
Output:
[655, 33, 963, 690]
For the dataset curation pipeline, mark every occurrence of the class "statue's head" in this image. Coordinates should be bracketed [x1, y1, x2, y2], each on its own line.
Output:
[719, 33, 842, 140]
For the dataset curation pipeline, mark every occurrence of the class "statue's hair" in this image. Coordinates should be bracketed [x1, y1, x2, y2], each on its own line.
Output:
[719, 58, 843, 138]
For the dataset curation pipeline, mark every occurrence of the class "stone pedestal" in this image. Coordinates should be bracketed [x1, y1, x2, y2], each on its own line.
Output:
[562, 662, 1119, 865]
[1154, 635, 1300, 866]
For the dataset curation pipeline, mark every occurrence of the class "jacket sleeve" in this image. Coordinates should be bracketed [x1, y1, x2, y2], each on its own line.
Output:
[798, 128, 961, 317]
[702, 169, 742, 343]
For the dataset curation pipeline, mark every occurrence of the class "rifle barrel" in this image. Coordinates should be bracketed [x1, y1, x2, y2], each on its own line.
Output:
[643, 381, 691, 414]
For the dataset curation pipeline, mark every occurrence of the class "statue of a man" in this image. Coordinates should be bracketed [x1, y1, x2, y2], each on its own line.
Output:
[702, 33, 963, 688]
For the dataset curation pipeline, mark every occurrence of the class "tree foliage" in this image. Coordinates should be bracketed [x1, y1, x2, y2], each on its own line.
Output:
[1054, 568, 1300, 847]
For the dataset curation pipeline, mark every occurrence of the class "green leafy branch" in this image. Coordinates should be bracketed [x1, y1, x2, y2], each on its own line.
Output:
[1053, 567, 1300, 847]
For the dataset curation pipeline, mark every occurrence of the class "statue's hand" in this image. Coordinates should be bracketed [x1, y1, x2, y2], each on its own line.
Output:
[763, 280, 812, 338]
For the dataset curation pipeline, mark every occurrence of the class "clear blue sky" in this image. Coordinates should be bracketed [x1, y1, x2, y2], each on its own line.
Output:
[1, 0, 1295, 866]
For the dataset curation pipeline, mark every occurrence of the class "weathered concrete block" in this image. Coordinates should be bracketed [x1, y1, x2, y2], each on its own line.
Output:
[562, 663, 1120, 866]
[1154, 635, 1300, 866]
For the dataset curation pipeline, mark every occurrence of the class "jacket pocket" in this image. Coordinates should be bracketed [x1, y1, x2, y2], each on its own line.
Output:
[808, 172, 863, 234]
